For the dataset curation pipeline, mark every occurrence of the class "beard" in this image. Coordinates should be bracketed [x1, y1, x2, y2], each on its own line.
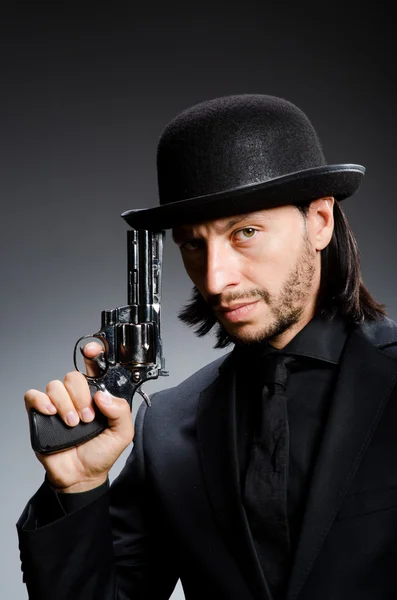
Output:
[178, 230, 317, 349]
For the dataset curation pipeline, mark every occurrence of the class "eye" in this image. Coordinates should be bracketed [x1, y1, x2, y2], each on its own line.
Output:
[180, 238, 202, 251]
[234, 227, 258, 241]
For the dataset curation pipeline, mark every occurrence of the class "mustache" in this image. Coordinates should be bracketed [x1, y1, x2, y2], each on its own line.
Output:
[207, 288, 271, 309]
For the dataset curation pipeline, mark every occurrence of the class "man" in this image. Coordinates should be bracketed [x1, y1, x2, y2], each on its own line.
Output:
[17, 95, 397, 600]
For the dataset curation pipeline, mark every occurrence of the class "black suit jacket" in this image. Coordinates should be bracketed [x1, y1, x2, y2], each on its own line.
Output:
[17, 317, 397, 600]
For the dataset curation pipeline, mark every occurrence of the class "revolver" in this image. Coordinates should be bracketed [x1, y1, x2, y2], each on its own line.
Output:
[29, 228, 168, 454]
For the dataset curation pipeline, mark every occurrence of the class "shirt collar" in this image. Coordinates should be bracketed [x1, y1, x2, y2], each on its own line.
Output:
[281, 314, 350, 364]
[233, 314, 350, 367]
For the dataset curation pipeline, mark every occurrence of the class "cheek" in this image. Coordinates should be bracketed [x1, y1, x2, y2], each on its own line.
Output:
[243, 234, 301, 290]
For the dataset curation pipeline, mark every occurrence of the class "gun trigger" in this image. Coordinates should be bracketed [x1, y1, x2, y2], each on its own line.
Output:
[136, 386, 151, 407]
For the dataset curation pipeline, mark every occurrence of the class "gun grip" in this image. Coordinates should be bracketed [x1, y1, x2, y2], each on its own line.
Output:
[29, 406, 108, 454]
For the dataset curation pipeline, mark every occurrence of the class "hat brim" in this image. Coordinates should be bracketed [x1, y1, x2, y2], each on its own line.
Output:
[121, 164, 365, 231]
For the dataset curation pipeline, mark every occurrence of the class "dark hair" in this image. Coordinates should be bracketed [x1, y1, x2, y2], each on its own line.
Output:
[178, 200, 387, 348]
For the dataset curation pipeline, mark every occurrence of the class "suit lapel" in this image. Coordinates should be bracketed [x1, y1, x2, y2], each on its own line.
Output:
[287, 328, 397, 600]
[196, 353, 272, 600]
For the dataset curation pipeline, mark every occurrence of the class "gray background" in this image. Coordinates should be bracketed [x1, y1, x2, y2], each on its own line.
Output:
[1, 2, 395, 598]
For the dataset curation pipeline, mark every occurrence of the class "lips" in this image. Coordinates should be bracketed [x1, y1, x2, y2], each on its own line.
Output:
[216, 300, 260, 323]
[217, 301, 258, 312]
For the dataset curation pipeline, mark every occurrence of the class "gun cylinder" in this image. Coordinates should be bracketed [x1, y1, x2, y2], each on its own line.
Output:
[116, 322, 155, 365]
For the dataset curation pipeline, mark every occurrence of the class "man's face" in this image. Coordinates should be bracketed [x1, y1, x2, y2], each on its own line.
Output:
[173, 200, 332, 346]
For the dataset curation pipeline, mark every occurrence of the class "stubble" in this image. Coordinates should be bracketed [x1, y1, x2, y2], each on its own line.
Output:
[215, 232, 317, 346]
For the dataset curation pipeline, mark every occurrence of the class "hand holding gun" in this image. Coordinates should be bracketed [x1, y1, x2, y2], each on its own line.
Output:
[27, 229, 168, 458]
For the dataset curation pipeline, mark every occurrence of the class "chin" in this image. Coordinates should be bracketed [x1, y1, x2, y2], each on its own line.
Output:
[225, 313, 301, 347]
[224, 322, 270, 345]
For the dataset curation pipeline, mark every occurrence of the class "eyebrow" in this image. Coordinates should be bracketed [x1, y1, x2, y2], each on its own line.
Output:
[172, 213, 254, 243]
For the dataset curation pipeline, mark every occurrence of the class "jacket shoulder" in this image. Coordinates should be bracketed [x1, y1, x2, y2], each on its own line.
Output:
[357, 316, 397, 358]
[150, 351, 231, 407]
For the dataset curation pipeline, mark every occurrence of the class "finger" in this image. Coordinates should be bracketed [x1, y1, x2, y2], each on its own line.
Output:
[63, 371, 95, 423]
[24, 389, 58, 415]
[94, 391, 134, 446]
[82, 342, 105, 377]
[46, 379, 80, 427]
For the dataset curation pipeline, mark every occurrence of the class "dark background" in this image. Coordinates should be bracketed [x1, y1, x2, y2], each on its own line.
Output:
[1, 2, 395, 598]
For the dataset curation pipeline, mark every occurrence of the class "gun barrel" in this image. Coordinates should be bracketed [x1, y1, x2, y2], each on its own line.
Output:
[127, 229, 152, 322]
[127, 230, 138, 318]
[126, 228, 166, 369]
[138, 230, 152, 322]
[128, 229, 162, 323]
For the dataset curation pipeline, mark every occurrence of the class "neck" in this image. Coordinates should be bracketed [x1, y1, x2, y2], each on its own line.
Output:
[269, 299, 318, 350]
[269, 316, 313, 349]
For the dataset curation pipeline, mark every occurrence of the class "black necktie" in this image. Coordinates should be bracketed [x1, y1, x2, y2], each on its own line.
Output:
[243, 353, 296, 600]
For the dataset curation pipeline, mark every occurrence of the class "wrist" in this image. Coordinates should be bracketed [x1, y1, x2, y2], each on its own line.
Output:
[46, 474, 108, 494]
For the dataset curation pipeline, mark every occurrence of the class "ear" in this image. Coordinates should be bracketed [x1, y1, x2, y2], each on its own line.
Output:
[307, 197, 335, 251]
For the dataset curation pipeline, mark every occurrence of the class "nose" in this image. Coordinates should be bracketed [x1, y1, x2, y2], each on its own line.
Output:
[203, 242, 240, 296]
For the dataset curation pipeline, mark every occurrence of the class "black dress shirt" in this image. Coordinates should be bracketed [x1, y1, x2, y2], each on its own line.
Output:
[234, 314, 350, 559]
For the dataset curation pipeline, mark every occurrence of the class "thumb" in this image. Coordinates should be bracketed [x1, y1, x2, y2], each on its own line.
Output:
[94, 390, 134, 441]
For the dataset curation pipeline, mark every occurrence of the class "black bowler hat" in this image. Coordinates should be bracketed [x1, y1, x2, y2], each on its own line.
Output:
[121, 94, 365, 230]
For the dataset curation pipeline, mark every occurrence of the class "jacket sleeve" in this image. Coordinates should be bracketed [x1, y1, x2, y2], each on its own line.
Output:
[16, 400, 179, 600]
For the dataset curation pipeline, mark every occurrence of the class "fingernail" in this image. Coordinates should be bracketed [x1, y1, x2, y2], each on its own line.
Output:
[66, 411, 79, 426]
[81, 407, 94, 422]
[46, 403, 57, 415]
[84, 342, 98, 353]
[97, 390, 113, 405]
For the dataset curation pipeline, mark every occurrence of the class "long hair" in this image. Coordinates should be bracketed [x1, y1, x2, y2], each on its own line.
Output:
[178, 200, 387, 348]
